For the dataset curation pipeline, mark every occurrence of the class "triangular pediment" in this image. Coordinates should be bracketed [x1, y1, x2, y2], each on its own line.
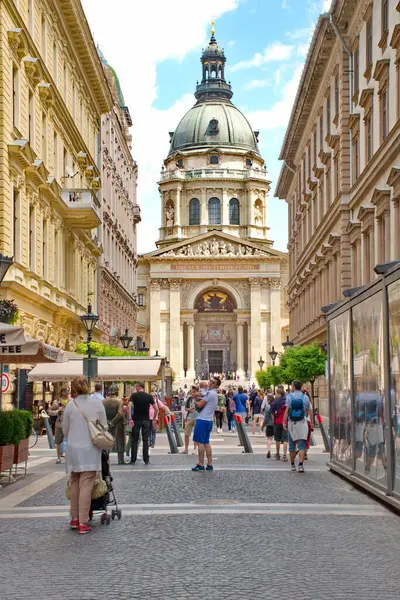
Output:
[143, 231, 285, 261]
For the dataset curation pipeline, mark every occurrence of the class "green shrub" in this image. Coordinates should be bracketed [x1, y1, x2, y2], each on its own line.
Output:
[15, 410, 33, 439]
[0, 410, 31, 445]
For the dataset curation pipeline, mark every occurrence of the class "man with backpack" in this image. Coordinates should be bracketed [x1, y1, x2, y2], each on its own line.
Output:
[283, 380, 313, 473]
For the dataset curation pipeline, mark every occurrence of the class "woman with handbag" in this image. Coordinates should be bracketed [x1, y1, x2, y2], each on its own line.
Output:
[63, 376, 108, 534]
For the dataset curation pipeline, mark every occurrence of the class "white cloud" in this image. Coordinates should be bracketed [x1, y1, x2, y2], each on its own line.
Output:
[81, 0, 241, 253]
[286, 27, 312, 40]
[244, 78, 272, 90]
[231, 41, 295, 71]
[323, 0, 332, 10]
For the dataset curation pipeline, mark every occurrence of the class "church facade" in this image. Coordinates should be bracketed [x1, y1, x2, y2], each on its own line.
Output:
[137, 29, 289, 381]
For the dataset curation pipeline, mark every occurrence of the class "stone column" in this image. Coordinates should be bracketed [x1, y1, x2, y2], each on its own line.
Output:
[187, 323, 195, 378]
[250, 278, 262, 378]
[384, 211, 390, 263]
[269, 278, 282, 355]
[222, 188, 228, 225]
[392, 199, 400, 260]
[169, 279, 182, 380]
[149, 279, 161, 355]
[200, 188, 207, 227]
[175, 186, 181, 225]
[237, 322, 244, 374]
[369, 228, 375, 280]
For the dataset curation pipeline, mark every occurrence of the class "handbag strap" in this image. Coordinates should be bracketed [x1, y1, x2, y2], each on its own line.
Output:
[73, 398, 90, 424]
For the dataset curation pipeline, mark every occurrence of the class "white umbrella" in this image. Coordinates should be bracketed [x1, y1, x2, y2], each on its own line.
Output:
[0, 323, 26, 346]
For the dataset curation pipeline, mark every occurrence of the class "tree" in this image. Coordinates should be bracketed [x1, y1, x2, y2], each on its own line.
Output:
[256, 365, 283, 390]
[75, 342, 147, 357]
[282, 343, 326, 402]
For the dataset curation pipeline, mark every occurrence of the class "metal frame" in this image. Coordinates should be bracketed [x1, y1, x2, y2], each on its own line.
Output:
[326, 263, 400, 504]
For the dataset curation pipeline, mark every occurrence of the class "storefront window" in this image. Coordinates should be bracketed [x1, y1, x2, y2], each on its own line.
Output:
[388, 280, 400, 494]
[330, 312, 352, 467]
[352, 294, 386, 485]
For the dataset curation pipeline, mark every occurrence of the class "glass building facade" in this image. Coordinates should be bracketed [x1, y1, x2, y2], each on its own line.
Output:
[327, 263, 400, 508]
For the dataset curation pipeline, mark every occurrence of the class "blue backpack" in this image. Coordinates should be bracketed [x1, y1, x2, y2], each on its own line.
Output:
[289, 394, 306, 422]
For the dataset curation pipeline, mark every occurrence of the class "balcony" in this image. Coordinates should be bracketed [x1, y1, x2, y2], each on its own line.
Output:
[61, 189, 101, 229]
[132, 205, 141, 224]
[159, 167, 268, 183]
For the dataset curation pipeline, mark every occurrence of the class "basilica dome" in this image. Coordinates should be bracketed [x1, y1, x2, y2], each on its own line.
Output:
[170, 102, 260, 155]
[168, 30, 260, 157]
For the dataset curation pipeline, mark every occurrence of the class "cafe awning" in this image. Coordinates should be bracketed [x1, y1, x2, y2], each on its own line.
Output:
[28, 357, 163, 381]
[0, 337, 68, 364]
[0, 323, 26, 346]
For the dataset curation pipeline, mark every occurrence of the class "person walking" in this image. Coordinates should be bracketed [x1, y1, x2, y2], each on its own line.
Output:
[129, 382, 157, 465]
[48, 387, 69, 464]
[233, 386, 249, 424]
[150, 393, 171, 448]
[90, 383, 105, 402]
[191, 376, 220, 472]
[215, 390, 226, 433]
[270, 385, 288, 462]
[252, 390, 264, 435]
[182, 385, 199, 454]
[283, 380, 313, 473]
[226, 390, 236, 433]
[103, 384, 126, 465]
[262, 393, 275, 458]
[62, 376, 107, 534]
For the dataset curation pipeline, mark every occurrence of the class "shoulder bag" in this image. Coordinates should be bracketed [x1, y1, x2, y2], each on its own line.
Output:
[73, 399, 115, 451]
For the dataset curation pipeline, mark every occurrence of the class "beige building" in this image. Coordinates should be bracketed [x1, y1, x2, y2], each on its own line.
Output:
[98, 51, 140, 345]
[0, 0, 113, 351]
[276, 0, 400, 349]
[138, 30, 289, 381]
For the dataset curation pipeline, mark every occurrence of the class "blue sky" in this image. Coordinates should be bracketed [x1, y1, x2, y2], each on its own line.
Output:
[82, 0, 331, 253]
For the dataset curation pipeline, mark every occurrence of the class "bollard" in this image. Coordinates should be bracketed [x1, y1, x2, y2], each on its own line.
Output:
[164, 416, 179, 454]
[234, 414, 245, 447]
[317, 413, 330, 453]
[170, 413, 183, 447]
[41, 410, 55, 449]
[234, 415, 253, 453]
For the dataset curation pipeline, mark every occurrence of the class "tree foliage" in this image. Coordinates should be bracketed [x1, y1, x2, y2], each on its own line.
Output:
[0, 299, 19, 324]
[75, 342, 148, 357]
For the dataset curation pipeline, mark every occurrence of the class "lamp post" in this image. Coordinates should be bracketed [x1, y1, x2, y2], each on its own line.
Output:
[282, 335, 294, 351]
[257, 356, 265, 370]
[269, 346, 278, 366]
[0, 254, 13, 410]
[80, 303, 99, 387]
[119, 328, 133, 396]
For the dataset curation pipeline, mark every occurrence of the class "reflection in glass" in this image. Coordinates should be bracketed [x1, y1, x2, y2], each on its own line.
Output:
[388, 280, 400, 494]
[330, 312, 352, 466]
[352, 294, 387, 484]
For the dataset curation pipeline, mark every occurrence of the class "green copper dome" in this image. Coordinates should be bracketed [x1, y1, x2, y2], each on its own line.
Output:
[169, 102, 260, 155]
[168, 32, 260, 157]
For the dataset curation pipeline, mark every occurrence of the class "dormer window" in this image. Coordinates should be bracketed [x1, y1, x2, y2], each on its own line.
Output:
[210, 155, 219, 165]
[176, 159, 183, 168]
[246, 158, 253, 167]
[208, 118, 219, 135]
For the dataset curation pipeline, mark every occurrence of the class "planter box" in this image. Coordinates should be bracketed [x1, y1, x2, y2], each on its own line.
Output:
[14, 438, 29, 464]
[0, 444, 15, 472]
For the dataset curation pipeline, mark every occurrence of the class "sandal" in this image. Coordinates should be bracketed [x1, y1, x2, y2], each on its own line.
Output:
[282, 455, 288, 462]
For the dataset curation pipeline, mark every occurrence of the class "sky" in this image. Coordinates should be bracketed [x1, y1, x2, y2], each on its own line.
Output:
[81, 0, 332, 254]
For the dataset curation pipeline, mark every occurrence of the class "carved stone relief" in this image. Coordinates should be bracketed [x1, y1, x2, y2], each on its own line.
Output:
[162, 237, 270, 258]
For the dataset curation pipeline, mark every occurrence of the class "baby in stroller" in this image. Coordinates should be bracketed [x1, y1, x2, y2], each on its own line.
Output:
[89, 450, 122, 525]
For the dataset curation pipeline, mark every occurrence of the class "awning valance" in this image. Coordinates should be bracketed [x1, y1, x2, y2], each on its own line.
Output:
[0, 337, 67, 364]
[28, 357, 163, 381]
[0, 323, 26, 346]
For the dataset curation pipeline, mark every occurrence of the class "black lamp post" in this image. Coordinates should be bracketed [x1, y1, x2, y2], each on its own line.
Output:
[0, 254, 13, 285]
[120, 328, 133, 350]
[80, 303, 99, 386]
[257, 356, 265, 370]
[282, 335, 294, 351]
[269, 346, 278, 366]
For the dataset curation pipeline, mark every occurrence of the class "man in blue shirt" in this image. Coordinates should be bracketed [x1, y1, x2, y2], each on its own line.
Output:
[283, 380, 312, 473]
[191, 376, 220, 472]
[233, 386, 249, 423]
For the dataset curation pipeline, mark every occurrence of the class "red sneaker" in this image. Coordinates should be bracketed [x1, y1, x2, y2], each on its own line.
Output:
[69, 519, 79, 530]
[78, 524, 92, 535]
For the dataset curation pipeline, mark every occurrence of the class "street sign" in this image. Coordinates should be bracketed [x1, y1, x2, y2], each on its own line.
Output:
[2, 373, 10, 393]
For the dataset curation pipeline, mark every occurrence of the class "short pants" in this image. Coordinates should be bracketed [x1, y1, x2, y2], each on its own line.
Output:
[184, 419, 196, 436]
[193, 419, 213, 444]
[288, 434, 306, 453]
[274, 423, 288, 443]
[265, 425, 274, 437]
[55, 428, 64, 445]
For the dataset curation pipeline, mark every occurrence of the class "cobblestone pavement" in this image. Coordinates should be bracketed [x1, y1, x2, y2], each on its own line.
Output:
[1, 431, 399, 600]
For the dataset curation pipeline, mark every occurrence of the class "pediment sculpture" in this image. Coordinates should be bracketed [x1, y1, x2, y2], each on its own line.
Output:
[161, 237, 269, 258]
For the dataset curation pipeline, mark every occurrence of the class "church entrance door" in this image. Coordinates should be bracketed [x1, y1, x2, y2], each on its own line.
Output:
[208, 350, 223, 374]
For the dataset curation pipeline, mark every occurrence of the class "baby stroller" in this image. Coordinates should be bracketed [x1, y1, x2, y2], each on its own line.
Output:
[89, 450, 122, 525]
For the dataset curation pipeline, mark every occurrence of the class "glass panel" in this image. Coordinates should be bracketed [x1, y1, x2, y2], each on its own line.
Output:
[388, 280, 400, 494]
[330, 312, 352, 467]
[352, 293, 387, 484]
[189, 198, 200, 225]
[208, 197, 221, 225]
[229, 198, 240, 225]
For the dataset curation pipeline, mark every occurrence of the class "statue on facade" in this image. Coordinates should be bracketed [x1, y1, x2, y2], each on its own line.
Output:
[254, 204, 263, 225]
[202, 241, 210, 256]
[219, 241, 227, 255]
[210, 239, 220, 255]
[165, 205, 175, 227]
[226, 243, 235, 256]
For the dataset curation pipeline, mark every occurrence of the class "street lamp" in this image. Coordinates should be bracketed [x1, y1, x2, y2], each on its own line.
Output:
[282, 335, 294, 351]
[257, 356, 265, 370]
[269, 346, 278, 366]
[0, 254, 13, 285]
[120, 328, 133, 350]
[80, 303, 99, 386]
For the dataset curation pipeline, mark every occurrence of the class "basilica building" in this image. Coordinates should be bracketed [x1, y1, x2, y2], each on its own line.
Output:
[137, 28, 289, 381]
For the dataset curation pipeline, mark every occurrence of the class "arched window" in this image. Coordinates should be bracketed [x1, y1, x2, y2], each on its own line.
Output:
[229, 198, 240, 225]
[208, 197, 221, 225]
[189, 198, 200, 225]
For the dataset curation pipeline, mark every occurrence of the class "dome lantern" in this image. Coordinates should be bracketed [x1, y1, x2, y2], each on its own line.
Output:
[195, 23, 232, 103]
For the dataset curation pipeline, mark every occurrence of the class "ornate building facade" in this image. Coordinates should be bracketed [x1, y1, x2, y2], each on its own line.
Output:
[98, 52, 140, 344]
[138, 29, 289, 381]
[0, 0, 113, 349]
[276, 0, 400, 348]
